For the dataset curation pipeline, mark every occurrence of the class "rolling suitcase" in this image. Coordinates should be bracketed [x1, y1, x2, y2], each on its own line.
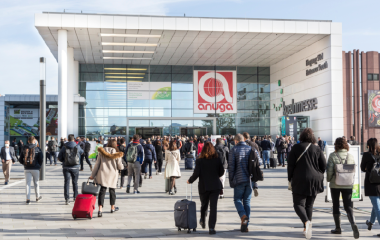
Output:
[165, 178, 170, 193]
[72, 194, 96, 220]
[270, 158, 277, 169]
[174, 184, 197, 233]
[185, 157, 194, 170]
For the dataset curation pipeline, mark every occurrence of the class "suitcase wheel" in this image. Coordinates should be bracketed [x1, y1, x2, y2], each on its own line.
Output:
[187, 229, 191, 234]
[193, 228, 196, 232]
[178, 227, 181, 232]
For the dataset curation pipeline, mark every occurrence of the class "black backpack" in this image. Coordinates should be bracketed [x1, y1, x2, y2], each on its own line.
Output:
[48, 141, 55, 152]
[248, 149, 263, 182]
[369, 154, 380, 184]
[64, 147, 80, 166]
[84, 142, 91, 153]
[281, 141, 288, 149]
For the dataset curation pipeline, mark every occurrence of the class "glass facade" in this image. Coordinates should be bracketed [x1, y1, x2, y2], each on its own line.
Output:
[79, 64, 270, 138]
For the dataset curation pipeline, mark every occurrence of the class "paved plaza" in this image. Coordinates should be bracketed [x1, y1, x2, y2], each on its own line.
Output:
[1, 160, 380, 240]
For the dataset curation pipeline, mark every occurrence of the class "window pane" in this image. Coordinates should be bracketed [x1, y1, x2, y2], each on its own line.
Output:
[368, 74, 373, 80]
[172, 83, 193, 91]
[129, 120, 149, 126]
[172, 92, 193, 100]
[150, 100, 171, 108]
[150, 108, 171, 117]
[172, 100, 193, 109]
[172, 109, 193, 117]
[374, 74, 379, 80]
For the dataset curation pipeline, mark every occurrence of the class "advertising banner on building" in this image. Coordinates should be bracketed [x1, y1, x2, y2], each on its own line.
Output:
[127, 82, 171, 100]
[368, 90, 380, 127]
[193, 70, 237, 114]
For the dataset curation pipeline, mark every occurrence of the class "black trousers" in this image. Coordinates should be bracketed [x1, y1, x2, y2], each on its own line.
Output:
[120, 169, 128, 187]
[200, 189, 220, 229]
[157, 159, 163, 172]
[80, 152, 92, 170]
[293, 193, 316, 226]
[330, 188, 353, 215]
[98, 186, 116, 207]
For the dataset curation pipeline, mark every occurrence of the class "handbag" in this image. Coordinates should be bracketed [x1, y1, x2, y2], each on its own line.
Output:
[82, 178, 101, 196]
[334, 152, 355, 185]
[369, 154, 380, 183]
[288, 143, 311, 191]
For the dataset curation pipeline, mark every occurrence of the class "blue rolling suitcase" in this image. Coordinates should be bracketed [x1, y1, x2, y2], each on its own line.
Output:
[174, 184, 197, 233]
[185, 156, 194, 170]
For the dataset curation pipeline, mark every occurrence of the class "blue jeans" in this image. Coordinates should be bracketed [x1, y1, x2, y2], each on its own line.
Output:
[233, 182, 252, 224]
[49, 151, 57, 165]
[62, 168, 79, 200]
[370, 196, 380, 224]
[262, 150, 270, 167]
[278, 152, 285, 165]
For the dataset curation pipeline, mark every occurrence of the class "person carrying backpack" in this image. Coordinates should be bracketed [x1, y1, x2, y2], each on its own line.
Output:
[47, 137, 58, 166]
[125, 134, 144, 194]
[18, 136, 43, 205]
[142, 140, 157, 179]
[327, 137, 359, 239]
[79, 137, 92, 172]
[215, 138, 229, 199]
[58, 134, 84, 205]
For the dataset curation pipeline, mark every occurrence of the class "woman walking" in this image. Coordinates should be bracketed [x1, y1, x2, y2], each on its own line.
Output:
[287, 128, 326, 239]
[187, 142, 225, 234]
[361, 138, 380, 235]
[327, 137, 359, 238]
[165, 140, 181, 195]
[18, 136, 43, 205]
[89, 139, 124, 217]
[198, 139, 205, 157]
[155, 141, 164, 175]
[118, 138, 128, 189]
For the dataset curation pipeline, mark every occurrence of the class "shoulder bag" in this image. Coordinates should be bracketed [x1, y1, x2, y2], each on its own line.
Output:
[334, 152, 355, 185]
[369, 154, 380, 183]
[288, 143, 311, 191]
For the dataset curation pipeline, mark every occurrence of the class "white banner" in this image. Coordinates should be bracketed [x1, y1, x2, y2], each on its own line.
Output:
[211, 135, 221, 146]
[193, 70, 237, 113]
[127, 82, 171, 100]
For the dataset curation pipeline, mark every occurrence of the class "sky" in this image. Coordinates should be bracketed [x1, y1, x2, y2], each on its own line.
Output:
[0, 0, 379, 95]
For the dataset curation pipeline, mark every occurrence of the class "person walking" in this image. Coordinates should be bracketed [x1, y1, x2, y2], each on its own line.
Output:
[118, 138, 127, 189]
[142, 140, 157, 179]
[165, 140, 181, 195]
[286, 136, 293, 163]
[79, 137, 92, 172]
[58, 134, 83, 205]
[1, 140, 17, 185]
[277, 136, 287, 167]
[18, 136, 43, 205]
[287, 128, 326, 239]
[125, 135, 144, 194]
[361, 138, 380, 235]
[155, 141, 164, 175]
[18, 140, 24, 156]
[10, 138, 19, 160]
[198, 139, 205, 157]
[260, 136, 271, 169]
[89, 139, 124, 217]
[327, 137, 359, 239]
[47, 137, 58, 166]
[214, 138, 229, 199]
[228, 133, 252, 233]
[187, 142, 225, 235]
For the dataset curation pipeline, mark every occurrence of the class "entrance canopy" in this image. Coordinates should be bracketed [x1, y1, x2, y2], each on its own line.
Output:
[35, 12, 332, 67]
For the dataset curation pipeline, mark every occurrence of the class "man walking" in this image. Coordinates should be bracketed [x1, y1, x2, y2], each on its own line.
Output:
[47, 137, 58, 166]
[10, 138, 19, 160]
[229, 134, 252, 233]
[1, 140, 17, 185]
[79, 137, 92, 172]
[58, 134, 83, 205]
[125, 135, 144, 194]
[260, 136, 271, 169]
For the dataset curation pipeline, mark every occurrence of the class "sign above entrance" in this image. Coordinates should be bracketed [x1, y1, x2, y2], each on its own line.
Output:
[283, 98, 318, 116]
[193, 70, 237, 114]
[306, 53, 328, 76]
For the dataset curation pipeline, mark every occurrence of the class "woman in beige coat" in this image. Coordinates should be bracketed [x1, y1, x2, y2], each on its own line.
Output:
[89, 139, 124, 217]
[165, 140, 181, 195]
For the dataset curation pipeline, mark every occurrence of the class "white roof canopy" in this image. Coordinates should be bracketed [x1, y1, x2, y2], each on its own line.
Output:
[35, 13, 333, 66]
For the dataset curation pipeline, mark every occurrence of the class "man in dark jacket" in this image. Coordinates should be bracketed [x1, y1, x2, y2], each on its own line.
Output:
[18, 137, 43, 204]
[47, 137, 58, 166]
[10, 138, 19, 160]
[276, 136, 286, 167]
[1, 140, 17, 185]
[78, 137, 92, 172]
[125, 135, 144, 194]
[228, 133, 252, 233]
[184, 139, 197, 159]
[215, 138, 229, 199]
[260, 137, 272, 169]
[58, 134, 83, 205]
[142, 140, 156, 179]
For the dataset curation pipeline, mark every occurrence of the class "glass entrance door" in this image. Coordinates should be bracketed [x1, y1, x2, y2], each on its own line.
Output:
[136, 127, 163, 139]
[180, 127, 207, 137]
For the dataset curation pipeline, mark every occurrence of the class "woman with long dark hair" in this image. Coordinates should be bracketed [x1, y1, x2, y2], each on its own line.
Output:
[89, 139, 124, 217]
[361, 138, 380, 235]
[165, 140, 181, 195]
[287, 128, 326, 239]
[187, 142, 224, 234]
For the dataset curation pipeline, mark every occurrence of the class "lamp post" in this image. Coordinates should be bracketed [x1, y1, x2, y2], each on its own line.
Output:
[39, 57, 46, 181]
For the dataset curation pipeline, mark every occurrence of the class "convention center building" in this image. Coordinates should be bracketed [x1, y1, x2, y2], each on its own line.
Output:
[17, 12, 343, 142]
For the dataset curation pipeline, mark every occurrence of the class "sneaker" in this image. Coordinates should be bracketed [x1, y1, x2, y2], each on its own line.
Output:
[159, 172, 162, 175]
[219, 195, 224, 199]
[240, 215, 248, 233]
[149, 176, 152, 179]
[126, 185, 130, 193]
[4, 181, 8, 185]
[144, 174, 147, 179]
[65, 199, 70, 205]
[305, 221, 312, 239]
[133, 190, 140, 194]
[36, 196, 43, 202]
[156, 171, 158, 175]
[254, 189, 259, 197]
[26, 200, 30, 205]
[366, 220, 373, 230]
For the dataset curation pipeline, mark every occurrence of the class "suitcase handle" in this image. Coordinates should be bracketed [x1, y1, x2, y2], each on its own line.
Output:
[87, 178, 98, 186]
[186, 183, 192, 201]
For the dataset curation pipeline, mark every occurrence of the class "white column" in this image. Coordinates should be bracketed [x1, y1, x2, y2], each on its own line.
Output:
[73, 60, 79, 137]
[58, 30, 68, 140]
[67, 47, 74, 135]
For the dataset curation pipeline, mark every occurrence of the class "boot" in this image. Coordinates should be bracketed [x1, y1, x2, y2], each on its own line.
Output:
[331, 214, 341, 234]
[347, 210, 359, 239]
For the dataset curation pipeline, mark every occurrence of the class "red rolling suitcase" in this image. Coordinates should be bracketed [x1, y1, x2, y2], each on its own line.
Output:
[72, 194, 96, 219]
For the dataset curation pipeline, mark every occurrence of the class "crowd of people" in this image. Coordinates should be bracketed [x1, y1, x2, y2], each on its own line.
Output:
[0, 129, 378, 239]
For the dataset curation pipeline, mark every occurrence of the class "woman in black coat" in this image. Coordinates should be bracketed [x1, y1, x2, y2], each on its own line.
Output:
[361, 138, 380, 232]
[187, 142, 225, 235]
[155, 141, 163, 174]
[287, 128, 326, 239]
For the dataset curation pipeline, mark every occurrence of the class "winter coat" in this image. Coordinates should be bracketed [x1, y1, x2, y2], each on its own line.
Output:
[184, 142, 197, 154]
[47, 140, 58, 152]
[91, 147, 124, 188]
[277, 138, 287, 153]
[287, 140, 293, 153]
[327, 149, 355, 189]
[18, 144, 43, 170]
[155, 144, 163, 161]
[58, 141, 83, 169]
[228, 141, 251, 188]
[215, 143, 229, 169]
[197, 143, 204, 156]
[164, 149, 181, 179]
[143, 144, 156, 161]
[361, 152, 380, 196]
[287, 142, 326, 196]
